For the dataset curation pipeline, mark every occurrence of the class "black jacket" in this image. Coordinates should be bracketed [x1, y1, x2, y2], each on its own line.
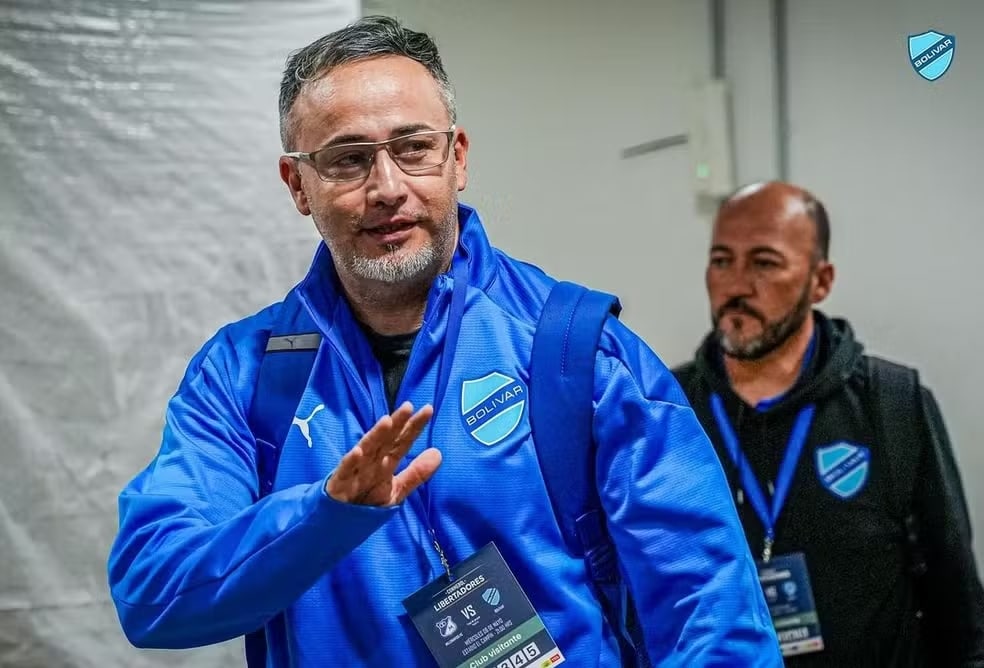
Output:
[673, 311, 984, 667]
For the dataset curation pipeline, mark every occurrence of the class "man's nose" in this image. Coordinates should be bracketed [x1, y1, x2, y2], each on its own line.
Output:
[365, 149, 408, 208]
[719, 264, 756, 298]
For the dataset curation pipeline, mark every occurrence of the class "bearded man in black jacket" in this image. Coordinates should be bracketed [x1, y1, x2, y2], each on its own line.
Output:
[673, 180, 984, 667]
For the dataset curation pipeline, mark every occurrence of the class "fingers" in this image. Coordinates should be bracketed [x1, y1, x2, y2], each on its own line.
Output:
[325, 403, 435, 504]
[357, 403, 413, 458]
[392, 404, 434, 456]
[360, 402, 433, 461]
[326, 446, 367, 502]
[392, 448, 443, 504]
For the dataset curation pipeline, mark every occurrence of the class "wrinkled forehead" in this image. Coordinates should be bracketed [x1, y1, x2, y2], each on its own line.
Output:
[712, 196, 816, 255]
[291, 56, 450, 148]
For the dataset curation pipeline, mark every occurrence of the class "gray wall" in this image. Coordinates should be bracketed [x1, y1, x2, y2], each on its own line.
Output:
[365, 0, 984, 559]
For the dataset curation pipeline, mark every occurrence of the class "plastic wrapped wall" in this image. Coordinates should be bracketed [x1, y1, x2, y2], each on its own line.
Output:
[0, 1, 359, 665]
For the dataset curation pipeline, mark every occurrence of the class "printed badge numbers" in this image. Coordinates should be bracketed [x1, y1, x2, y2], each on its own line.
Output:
[404, 543, 565, 668]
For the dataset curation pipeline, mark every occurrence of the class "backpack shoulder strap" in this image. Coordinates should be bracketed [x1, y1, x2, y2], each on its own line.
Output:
[248, 294, 322, 498]
[244, 294, 321, 668]
[865, 354, 930, 583]
[530, 280, 621, 557]
[530, 281, 651, 666]
[865, 355, 923, 522]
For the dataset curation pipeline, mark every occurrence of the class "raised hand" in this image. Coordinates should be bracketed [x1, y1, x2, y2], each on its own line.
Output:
[325, 402, 442, 506]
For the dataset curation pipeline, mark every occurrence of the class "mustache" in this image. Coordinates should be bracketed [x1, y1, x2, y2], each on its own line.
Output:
[715, 298, 765, 322]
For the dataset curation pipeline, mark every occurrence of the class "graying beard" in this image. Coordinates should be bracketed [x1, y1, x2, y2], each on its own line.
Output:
[718, 285, 813, 360]
[320, 202, 458, 286]
[348, 243, 438, 284]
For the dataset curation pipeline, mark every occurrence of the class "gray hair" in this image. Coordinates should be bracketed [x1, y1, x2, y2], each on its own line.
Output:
[278, 15, 457, 151]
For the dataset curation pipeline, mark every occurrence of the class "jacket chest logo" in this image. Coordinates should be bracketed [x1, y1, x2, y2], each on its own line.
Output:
[291, 404, 324, 448]
[815, 441, 870, 500]
[460, 372, 527, 446]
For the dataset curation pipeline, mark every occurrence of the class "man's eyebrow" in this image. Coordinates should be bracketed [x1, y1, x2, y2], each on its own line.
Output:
[709, 244, 784, 254]
[321, 124, 440, 148]
[748, 245, 784, 257]
[390, 122, 438, 136]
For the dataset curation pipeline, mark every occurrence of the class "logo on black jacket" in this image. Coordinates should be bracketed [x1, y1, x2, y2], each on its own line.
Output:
[460, 372, 527, 446]
[815, 441, 871, 500]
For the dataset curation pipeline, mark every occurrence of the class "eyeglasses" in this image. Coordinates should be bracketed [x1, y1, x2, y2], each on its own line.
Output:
[285, 127, 456, 183]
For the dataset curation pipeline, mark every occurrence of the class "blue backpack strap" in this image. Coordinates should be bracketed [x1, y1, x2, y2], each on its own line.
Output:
[531, 281, 649, 666]
[249, 299, 321, 498]
[244, 295, 321, 668]
[531, 281, 620, 557]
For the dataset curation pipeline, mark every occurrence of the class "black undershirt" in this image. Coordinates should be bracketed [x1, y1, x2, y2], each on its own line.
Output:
[361, 327, 419, 410]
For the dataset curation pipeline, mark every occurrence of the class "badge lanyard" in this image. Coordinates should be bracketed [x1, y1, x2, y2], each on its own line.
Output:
[710, 394, 816, 563]
[405, 261, 468, 581]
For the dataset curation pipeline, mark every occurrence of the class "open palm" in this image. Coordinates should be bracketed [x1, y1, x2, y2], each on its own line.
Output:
[326, 402, 442, 506]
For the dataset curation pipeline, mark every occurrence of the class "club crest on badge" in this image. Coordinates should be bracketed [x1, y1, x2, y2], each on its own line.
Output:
[460, 371, 527, 446]
[435, 615, 457, 638]
[908, 30, 955, 81]
[815, 442, 870, 500]
[482, 587, 501, 606]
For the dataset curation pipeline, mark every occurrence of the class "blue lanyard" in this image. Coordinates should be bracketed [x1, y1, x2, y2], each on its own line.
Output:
[430, 262, 468, 428]
[710, 393, 815, 562]
[407, 261, 469, 580]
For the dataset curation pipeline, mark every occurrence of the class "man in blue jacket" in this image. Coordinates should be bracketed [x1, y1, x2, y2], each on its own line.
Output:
[107, 15, 780, 667]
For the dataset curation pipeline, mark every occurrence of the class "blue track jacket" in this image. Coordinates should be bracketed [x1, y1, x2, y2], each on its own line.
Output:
[108, 205, 780, 666]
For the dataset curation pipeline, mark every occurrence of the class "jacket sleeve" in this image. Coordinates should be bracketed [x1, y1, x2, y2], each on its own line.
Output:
[107, 328, 397, 649]
[592, 318, 782, 667]
[913, 386, 984, 667]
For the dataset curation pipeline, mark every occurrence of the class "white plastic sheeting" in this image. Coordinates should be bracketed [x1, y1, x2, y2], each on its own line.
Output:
[0, 0, 358, 665]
